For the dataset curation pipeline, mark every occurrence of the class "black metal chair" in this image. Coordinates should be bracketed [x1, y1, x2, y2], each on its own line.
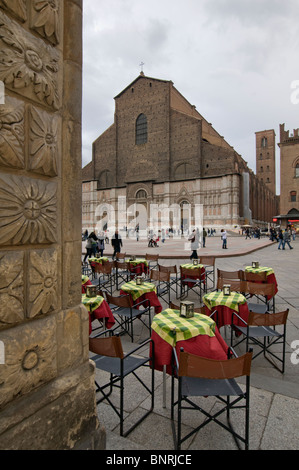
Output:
[231, 309, 289, 373]
[115, 260, 131, 289]
[145, 253, 159, 272]
[216, 278, 247, 294]
[199, 256, 216, 291]
[158, 264, 180, 298]
[91, 261, 115, 295]
[171, 347, 252, 450]
[149, 269, 171, 307]
[89, 330, 155, 437]
[244, 281, 276, 313]
[179, 266, 205, 301]
[105, 293, 151, 342]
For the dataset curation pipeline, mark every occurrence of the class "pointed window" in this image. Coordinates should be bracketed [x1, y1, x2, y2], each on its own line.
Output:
[136, 114, 147, 145]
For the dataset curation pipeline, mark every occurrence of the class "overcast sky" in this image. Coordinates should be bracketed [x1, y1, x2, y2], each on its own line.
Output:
[82, 0, 299, 195]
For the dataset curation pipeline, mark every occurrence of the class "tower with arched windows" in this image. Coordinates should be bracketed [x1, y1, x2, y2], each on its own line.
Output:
[277, 123, 299, 228]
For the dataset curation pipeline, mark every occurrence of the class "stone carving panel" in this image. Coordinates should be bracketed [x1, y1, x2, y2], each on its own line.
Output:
[29, 106, 59, 177]
[28, 248, 58, 318]
[0, 95, 25, 169]
[0, 10, 60, 109]
[0, 0, 27, 22]
[0, 251, 24, 327]
[31, 0, 60, 45]
[0, 174, 57, 245]
[0, 315, 57, 409]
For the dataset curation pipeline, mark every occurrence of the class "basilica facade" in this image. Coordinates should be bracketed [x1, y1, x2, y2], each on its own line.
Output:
[82, 72, 277, 234]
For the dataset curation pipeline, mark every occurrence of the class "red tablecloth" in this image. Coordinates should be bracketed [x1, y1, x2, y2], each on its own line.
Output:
[120, 289, 162, 314]
[180, 265, 206, 289]
[151, 327, 229, 375]
[82, 279, 92, 294]
[129, 261, 149, 277]
[203, 303, 249, 330]
[88, 300, 115, 334]
[244, 268, 278, 300]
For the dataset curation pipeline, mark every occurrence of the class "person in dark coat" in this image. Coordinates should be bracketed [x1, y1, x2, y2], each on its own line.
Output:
[111, 230, 123, 259]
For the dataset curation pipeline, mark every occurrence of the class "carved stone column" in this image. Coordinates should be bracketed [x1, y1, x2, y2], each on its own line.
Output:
[0, 0, 105, 449]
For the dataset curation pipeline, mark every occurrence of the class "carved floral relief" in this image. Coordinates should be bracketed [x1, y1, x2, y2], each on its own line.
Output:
[0, 174, 57, 245]
[0, 0, 27, 22]
[0, 251, 24, 326]
[0, 316, 57, 409]
[0, 95, 25, 169]
[0, 11, 60, 109]
[28, 249, 58, 318]
[31, 0, 60, 45]
[29, 106, 59, 176]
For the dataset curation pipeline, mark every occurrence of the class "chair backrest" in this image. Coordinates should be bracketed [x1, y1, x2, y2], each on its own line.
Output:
[116, 253, 126, 260]
[145, 254, 159, 261]
[248, 309, 289, 327]
[95, 261, 114, 274]
[217, 278, 247, 292]
[105, 293, 133, 308]
[217, 269, 244, 280]
[116, 260, 129, 269]
[245, 282, 275, 297]
[158, 264, 178, 274]
[150, 269, 170, 282]
[178, 350, 252, 379]
[199, 256, 215, 266]
[89, 336, 124, 359]
[170, 302, 205, 314]
[244, 271, 267, 282]
[180, 266, 201, 278]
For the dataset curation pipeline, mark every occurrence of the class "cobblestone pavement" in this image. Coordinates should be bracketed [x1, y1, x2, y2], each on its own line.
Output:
[87, 234, 299, 451]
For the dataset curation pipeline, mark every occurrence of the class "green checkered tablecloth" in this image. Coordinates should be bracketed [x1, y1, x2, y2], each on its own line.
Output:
[245, 266, 274, 276]
[151, 308, 216, 346]
[120, 280, 156, 301]
[203, 291, 247, 313]
[181, 263, 204, 270]
[126, 258, 149, 266]
[89, 257, 109, 264]
[82, 275, 89, 284]
[82, 294, 104, 312]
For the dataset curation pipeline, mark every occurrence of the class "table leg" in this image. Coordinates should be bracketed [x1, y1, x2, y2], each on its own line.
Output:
[163, 365, 166, 408]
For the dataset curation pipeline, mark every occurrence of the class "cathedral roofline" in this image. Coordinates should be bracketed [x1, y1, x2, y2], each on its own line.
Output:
[114, 73, 172, 99]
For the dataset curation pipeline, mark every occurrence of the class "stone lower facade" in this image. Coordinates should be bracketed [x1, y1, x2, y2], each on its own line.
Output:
[0, 1, 104, 450]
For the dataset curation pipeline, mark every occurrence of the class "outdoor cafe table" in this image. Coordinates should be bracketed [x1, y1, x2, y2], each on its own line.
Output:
[150, 308, 229, 406]
[82, 294, 115, 335]
[120, 280, 162, 313]
[202, 291, 249, 329]
[180, 263, 206, 287]
[244, 265, 278, 299]
[126, 258, 149, 276]
[82, 274, 92, 294]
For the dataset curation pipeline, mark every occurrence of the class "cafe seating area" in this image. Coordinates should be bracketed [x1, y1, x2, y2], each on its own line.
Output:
[82, 251, 288, 450]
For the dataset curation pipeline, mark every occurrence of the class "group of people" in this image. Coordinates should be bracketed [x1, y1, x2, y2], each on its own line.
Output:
[83, 230, 123, 263]
[188, 227, 227, 259]
[277, 227, 294, 250]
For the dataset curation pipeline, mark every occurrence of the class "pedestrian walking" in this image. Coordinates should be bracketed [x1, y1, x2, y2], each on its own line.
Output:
[189, 229, 199, 259]
[277, 229, 284, 250]
[221, 229, 227, 249]
[283, 228, 293, 250]
[97, 232, 105, 257]
[111, 229, 123, 259]
[202, 227, 207, 248]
